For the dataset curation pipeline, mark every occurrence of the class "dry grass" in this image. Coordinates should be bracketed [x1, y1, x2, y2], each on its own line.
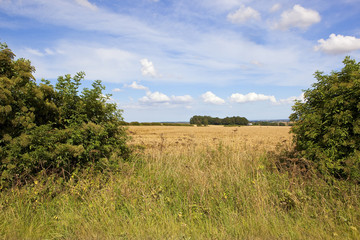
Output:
[1, 125, 359, 239]
[128, 125, 292, 154]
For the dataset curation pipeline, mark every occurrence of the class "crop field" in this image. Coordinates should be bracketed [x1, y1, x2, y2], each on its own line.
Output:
[128, 125, 292, 153]
[1, 125, 359, 239]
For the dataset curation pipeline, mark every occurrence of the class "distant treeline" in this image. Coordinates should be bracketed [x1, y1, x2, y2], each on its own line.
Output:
[190, 115, 249, 126]
[252, 121, 293, 126]
[120, 122, 192, 126]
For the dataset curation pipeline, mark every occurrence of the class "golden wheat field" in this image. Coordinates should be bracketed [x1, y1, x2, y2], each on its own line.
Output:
[128, 125, 292, 154]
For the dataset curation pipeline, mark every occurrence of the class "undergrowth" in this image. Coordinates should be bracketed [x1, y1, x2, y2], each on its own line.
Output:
[0, 143, 359, 239]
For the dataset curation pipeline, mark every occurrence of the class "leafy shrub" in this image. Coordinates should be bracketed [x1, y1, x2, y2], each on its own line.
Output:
[290, 57, 360, 181]
[0, 43, 130, 189]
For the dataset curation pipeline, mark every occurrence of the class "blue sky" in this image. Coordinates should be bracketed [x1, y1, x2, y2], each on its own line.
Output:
[1, 0, 360, 122]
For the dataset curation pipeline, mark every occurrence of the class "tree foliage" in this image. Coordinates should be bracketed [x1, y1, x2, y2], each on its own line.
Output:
[290, 57, 360, 181]
[190, 115, 249, 126]
[0, 43, 130, 188]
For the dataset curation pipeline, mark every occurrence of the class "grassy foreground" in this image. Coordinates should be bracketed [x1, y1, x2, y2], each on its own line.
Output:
[0, 126, 359, 239]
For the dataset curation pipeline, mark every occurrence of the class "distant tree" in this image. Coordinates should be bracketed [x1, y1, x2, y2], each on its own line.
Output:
[290, 57, 360, 181]
[189, 115, 248, 126]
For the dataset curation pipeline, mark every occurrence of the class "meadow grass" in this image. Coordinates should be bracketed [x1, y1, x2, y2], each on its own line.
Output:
[0, 126, 359, 239]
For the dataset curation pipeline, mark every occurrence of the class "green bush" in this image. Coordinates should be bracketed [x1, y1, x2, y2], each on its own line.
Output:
[0, 43, 130, 189]
[290, 57, 360, 181]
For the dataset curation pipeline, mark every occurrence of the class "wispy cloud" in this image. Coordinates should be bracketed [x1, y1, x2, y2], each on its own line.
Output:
[25, 48, 44, 57]
[75, 0, 98, 11]
[270, 3, 281, 13]
[2, 0, 334, 88]
[112, 88, 123, 92]
[18, 41, 139, 83]
[275, 93, 304, 105]
[171, 95, 193, 103]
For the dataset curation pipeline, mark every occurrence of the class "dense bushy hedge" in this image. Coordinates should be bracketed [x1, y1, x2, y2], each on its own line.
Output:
[0, 43, 130, 189]
[290, 57, 360, 181]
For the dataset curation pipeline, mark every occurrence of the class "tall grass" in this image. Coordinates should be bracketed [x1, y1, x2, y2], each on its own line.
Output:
[1, 126, 359, 239]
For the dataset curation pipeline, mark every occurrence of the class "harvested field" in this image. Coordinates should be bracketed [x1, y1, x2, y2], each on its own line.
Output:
[128, 125, 292, 153]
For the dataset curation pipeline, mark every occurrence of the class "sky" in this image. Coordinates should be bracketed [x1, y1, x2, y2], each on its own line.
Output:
[1, 0, 360, 122]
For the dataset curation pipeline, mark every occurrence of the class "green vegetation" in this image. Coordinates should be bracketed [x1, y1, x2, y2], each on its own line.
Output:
[1, 144, 359, 239]
[121, 122, 192, 126]
[1, 44, 359, 239]
[290, 57, 360, 182]
[0, 43, 130, 189]
[190, 115, 249, 126]
[252, 121, 288, 126]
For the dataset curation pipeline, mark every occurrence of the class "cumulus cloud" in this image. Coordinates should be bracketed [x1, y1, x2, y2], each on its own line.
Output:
[227, 5, 260, 24]
[229, 92, 277, 103]
[139, 91, 193, 105]
[139, 91, 170, 104]
[201, 91, 225, 105]
[140, 58, 159, 77]
[126, 81, 149, 91]
[74, 0, 97, 10]
[274, 5, 321, 30]
[314, 34, 360, 54]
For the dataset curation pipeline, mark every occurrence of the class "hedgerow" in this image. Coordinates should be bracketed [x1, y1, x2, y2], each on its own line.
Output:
[0, 43, 130, 189]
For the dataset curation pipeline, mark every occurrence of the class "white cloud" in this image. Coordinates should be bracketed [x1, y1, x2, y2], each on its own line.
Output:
[112, 88, 122, 92]
[44, 48, 55, 55]
[314, 34, 360, 54]
[229, 92, 304, 105]
[25, 47, 64, 57]
[20, 41, 139, 83]
[25, 48, 44, 56]
[201, 91, 225, 105]
[127, 81, 149, 91]
[139, 91, 170, 104]
[0, 0, 162, 43]
[270, 3, 281, 13]
[274, 5, 321, 30]
[227, 5, 260, 24]
[2, 0, 334, 88]
[230, 92, 276, 103]
[140, 58, 159, 77]
[276, 93, 304, 105]
[139, 91, 193, 105]
[74, 0, 97, 10]
[171, 95, 193, 103]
